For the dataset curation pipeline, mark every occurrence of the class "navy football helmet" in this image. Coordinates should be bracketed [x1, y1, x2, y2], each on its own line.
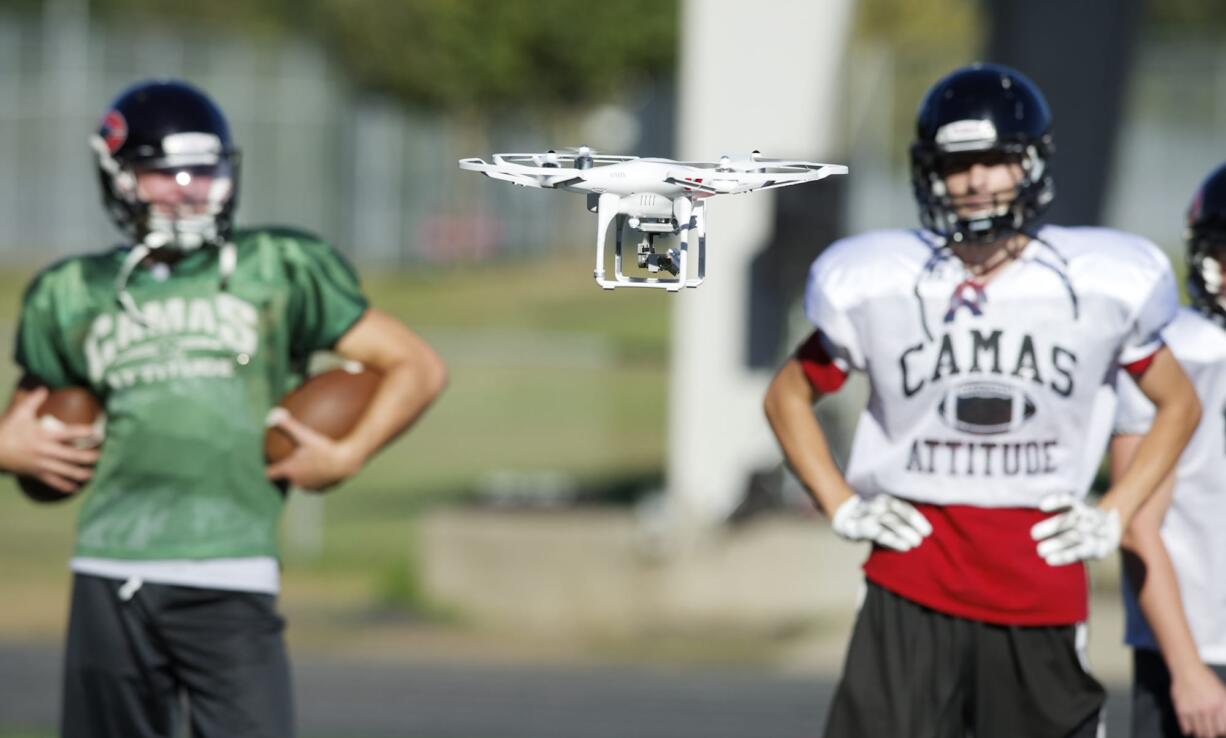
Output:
[92, 80, 240, 253]
[91, 80, 242, 317]
[911, 63, 1054, 244]
[1187, 163, 1226, 327]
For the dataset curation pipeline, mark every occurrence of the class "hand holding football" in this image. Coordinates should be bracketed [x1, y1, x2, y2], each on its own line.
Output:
[17, 387, 105, 503]
[264, 364, 381, 465]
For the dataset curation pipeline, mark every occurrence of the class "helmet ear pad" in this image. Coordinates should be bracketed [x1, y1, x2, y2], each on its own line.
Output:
[113, 170, 136, 197]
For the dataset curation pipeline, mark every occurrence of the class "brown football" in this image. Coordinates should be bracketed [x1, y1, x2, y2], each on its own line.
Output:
[264, 365, 381, 464]
[19, 387, 104, 504]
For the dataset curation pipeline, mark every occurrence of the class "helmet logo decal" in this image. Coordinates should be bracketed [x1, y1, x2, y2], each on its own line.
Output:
[1189, 188, 1204, 224]
[935, 119, 997, 150]
[100, 110, 128, 153]
[162, 132, 222, 156]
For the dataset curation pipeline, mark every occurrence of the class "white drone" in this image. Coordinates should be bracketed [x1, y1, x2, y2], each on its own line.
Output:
[458, 146, 848, 291]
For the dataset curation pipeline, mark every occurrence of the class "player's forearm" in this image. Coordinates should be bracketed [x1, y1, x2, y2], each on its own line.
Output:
[1114, 440, 1204, 679]
[1101, 394, 1198, 526]
[1124, 526, 1206, 678]
[339, 352, 447, 464]
[764, 386, 853, 518]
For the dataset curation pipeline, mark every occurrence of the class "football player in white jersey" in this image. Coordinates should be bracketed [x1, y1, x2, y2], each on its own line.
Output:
[1111, 164, 1226, 738]
[764, 63, 1201, 738]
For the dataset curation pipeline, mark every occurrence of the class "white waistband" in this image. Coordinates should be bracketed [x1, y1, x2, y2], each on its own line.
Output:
[70, 556, 280, 594]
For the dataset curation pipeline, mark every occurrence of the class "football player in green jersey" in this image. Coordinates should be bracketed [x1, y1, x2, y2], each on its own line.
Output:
[7, 80, 447, 738]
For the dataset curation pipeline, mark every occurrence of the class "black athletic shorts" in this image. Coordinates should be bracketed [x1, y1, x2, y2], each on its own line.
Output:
[1131, 647, 1226, 738]
[824, 581, 1105, 738]
[61, 573, 294, 738]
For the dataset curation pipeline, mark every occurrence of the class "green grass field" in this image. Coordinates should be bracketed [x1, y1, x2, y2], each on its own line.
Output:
[0, 254, 672, 639]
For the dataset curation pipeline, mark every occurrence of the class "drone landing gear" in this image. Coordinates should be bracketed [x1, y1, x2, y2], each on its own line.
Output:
[593, 193, 707, 291]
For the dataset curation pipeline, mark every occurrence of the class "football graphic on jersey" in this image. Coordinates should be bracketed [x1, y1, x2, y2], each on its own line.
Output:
[937, 381, 1037, 435]
[19, 387, 105, 503]
[264, 364, 381, 464]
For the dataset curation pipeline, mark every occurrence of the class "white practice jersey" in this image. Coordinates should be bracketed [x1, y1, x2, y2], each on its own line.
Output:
[1115, 308, 1226, 663]
[806, 225, 1177, 509]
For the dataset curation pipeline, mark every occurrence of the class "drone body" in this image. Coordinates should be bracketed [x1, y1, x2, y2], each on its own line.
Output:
[458, 147, 847, 291]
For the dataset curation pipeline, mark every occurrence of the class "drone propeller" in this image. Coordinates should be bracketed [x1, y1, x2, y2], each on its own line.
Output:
[550, 145, 598, 156]
[664, 163, 848, 195]
[665, 157, 766, 172]
[489, 148, 635, 168]
[718, 153, 816, 172]
[670, 152, 831, 173]
[547, 145, 599, 170]
[531, 150, 563, 168]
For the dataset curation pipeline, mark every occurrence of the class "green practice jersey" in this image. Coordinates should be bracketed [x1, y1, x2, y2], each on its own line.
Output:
[14, 228, 369, 560]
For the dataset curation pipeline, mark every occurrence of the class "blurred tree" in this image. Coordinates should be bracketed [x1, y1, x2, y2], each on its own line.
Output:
[855, 0, 981, 49]
[315, 0, 677, 109]
[75, 0, 676, 110]
[852, 0, 985, 163]
[1145, 0, 1226, 34]
[85, 0, 300, 37]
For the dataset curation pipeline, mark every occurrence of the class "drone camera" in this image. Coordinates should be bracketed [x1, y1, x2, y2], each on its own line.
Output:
[634, 234, 679, 276]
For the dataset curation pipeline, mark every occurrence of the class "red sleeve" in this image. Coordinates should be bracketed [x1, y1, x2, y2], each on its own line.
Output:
[795, 331, 848, 393]
[1123, 346, 1161, 380]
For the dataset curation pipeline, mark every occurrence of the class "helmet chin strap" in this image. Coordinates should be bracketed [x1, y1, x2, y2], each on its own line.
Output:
[115, 242, 152, 323]
[114, 238, 238, 325]
[218, 240, 236, 290]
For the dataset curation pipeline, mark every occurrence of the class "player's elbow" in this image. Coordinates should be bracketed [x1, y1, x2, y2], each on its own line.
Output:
[1120, 517, 1161, 556]
[1184, 389, 1203, 430]
[1119, 528, 1141, 553]
[762, 383, 777, 421]
[763, 372, 815, 428]
[415, 348, 449, 400]
[763, 377, 789, 425]
[1166, 381, 1202, 438]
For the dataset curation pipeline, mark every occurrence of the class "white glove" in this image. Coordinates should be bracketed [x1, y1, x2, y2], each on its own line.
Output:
[831, 495, 933, 552]
[1030, 494, 1120, 567]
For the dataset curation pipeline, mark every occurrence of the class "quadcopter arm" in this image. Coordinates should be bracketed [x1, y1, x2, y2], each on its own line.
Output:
[746, 166, 849, 192]
[729, 164, 849, 185]
[458, 157, 600, 190]
[457, 158, 546, 188]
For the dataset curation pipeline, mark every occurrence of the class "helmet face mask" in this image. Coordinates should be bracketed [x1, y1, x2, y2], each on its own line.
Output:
[92, 81, 241, 254]
[125, 160, 237, 251]
[931, 149, 1025, 222]
[1187, 166, 1226, 326]
[1190, 242, 1226, 310]
[911, 64, 1054, 246]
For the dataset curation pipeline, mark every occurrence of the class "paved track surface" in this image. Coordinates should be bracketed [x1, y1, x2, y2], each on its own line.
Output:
[0, 643, 1131, 737]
